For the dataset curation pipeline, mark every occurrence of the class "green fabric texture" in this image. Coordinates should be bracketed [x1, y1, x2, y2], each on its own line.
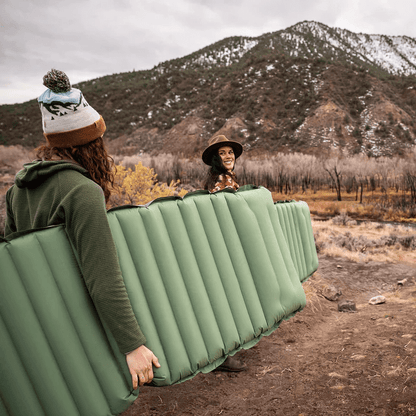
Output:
[0, 226, 137, 416]
[0, 186, 318, 416]
[106, 186, 317, 387]
[273, 199, 319, 282]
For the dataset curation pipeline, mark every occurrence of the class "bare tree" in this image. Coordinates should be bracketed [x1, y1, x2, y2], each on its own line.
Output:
[405, 172, 416, 204]
[324, 160, 343, 201]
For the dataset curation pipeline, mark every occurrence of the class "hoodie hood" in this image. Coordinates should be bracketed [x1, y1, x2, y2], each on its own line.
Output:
[15, 160, 88, 189]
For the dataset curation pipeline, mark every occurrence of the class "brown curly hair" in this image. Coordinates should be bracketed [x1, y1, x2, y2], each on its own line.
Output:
[35, 137, 115, 202]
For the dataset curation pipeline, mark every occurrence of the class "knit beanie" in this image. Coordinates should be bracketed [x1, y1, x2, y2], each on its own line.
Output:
[38, 69, 106, 148]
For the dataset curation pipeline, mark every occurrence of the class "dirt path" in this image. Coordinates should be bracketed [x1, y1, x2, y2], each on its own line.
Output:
[122, 256, 416, 416]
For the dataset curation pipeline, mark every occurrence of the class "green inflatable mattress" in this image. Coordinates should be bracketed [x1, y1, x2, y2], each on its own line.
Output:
[0, 186, 318, 416]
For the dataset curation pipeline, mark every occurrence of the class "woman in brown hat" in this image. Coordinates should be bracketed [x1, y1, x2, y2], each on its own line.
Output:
[201, 135, 247, 372]
[202, 135, 243, 192]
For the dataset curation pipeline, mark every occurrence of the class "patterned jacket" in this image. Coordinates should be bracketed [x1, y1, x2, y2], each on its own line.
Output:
[210, 172, 239, 192]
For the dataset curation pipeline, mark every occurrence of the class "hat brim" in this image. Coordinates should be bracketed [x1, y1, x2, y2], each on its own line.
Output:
[202, 140, 243, 165]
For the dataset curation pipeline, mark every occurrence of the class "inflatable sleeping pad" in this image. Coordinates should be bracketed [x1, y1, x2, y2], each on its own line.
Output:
[0, 186, 318, 416]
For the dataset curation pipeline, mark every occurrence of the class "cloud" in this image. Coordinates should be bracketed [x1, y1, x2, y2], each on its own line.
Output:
[1, 0, 416, 104]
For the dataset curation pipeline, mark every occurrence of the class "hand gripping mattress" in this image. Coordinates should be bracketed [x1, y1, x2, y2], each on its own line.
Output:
[0, 186, 318, 416]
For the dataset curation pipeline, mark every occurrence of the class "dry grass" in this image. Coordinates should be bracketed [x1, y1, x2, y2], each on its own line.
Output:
[303, 214, 416, 310]
[0, 145, 35, 174]
[312, 215, 416, 265]
[272, 189, 416, 224]
[302, 271, 328, 311]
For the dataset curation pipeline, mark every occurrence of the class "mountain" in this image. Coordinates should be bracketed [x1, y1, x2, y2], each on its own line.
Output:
[156, 21, 416, 76]
[1, 21, 416, 158]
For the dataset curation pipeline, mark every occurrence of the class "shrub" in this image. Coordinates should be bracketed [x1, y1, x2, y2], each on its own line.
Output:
[109, 162, 187, 207]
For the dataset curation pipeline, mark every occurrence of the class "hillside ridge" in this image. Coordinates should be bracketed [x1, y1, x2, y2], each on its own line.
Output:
[1, 20, 416, 158]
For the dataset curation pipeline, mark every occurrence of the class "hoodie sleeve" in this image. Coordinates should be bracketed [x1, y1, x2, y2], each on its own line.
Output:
[57, 172, 146, 354]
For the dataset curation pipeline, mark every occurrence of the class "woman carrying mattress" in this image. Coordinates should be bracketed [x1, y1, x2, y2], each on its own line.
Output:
[4, 69, 160, 390]
[202, 135, 247, 372]
[202, 135, 243, 193]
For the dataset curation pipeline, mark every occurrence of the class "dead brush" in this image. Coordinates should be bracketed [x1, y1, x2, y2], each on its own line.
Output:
[383, 357, 409, 378]
[331, 211, 357, 226]
[112, 152, 206, 189]
[312, 216, 416, 264]
[302, 271, 327, 313]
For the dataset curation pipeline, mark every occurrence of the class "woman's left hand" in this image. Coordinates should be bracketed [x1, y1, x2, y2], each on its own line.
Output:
[126, 345, 161, 389]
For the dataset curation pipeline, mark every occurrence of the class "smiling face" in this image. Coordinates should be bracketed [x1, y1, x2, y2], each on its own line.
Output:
[218, 146, 235, 172]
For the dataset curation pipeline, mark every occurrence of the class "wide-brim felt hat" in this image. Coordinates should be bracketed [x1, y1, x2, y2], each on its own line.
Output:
[202, 135, 243, 165]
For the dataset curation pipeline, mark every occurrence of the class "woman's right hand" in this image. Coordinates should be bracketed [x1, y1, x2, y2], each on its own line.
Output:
[125, 345, 160, 389]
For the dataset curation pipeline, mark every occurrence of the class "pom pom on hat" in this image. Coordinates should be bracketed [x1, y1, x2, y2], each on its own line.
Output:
[43, 68, 71, 93]
[38, 69, 106, 148]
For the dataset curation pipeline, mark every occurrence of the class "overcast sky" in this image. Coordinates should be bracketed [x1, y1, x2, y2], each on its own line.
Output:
[1, 0, 415, 105]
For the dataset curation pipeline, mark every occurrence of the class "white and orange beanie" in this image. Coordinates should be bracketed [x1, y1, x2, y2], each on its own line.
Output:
[38, 69, 106, 148]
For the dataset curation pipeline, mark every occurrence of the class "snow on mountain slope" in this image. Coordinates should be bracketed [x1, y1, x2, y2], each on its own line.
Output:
[286, 21, 416, 75]
[156, 21, 416, 76]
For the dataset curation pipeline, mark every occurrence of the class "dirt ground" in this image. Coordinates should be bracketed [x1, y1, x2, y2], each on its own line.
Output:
[120, 255, 416, 416]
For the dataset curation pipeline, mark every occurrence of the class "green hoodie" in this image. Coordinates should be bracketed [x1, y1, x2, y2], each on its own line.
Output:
[5, 160, 145, 353]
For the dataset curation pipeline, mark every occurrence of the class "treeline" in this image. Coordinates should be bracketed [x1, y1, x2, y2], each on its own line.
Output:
[114, 150, 416, 207]
[2, 145, 415, 207]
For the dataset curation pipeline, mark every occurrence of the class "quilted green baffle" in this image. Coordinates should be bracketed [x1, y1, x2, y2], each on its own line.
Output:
[0, 227, 137, 416]
[0, 186, 318, 416]
[273, 199, 318, 282]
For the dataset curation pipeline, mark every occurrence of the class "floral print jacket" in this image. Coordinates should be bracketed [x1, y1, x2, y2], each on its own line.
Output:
[209, 173, 239, 193]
